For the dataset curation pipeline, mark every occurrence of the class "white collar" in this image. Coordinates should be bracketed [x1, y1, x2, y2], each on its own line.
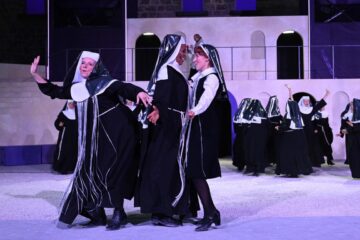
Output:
[191, 67, 216, 82]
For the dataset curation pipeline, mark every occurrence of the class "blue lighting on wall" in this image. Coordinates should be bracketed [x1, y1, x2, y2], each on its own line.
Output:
[182, 0, 203, 12]
[26, 0, 45, 15]
[235, 0, 256, 11]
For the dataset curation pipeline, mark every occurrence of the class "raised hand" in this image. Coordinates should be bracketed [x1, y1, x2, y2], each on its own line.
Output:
[30, 56, 40, 76]
[30, 56, 46, 83]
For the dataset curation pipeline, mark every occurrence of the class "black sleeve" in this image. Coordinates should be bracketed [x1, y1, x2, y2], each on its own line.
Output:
[277, 118, 291, 132]
[311, 99, 327, 115]
[108, 81, 144, 102]
[152, 80, 172, 124]
[348, 123, 360, 133]
[37, 81, 72, 100]
[54, 112, 65, 131]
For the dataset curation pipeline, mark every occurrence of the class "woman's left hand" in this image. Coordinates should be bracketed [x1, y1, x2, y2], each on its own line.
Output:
[136, 92, 151, 107]
[188, 110, 195, 119]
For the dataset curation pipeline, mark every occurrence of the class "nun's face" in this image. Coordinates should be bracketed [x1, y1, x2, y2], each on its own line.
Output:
[193, 52, 210, 72]
[175, 44, 187, 65]
[303, 98, 310, 107]
[80, 57, 96, 78]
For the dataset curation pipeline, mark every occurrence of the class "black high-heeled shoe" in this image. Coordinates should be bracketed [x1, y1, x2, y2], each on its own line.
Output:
[195, 209, 221, 231]
[106, 208, 128, 230]
[81, 207, 107, 227]
[327, 159, 335, 165]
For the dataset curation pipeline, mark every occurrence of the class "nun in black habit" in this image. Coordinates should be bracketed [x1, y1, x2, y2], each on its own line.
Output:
[338, 103, 351, 164]
[30, 51, 149, 230]
[341, 99, 360, 178]
[136, 34, 190, 226]
[298, 90, 330, 167]
[242, 99, 269, 176]
[265, 96, 283, 165]
[275, 86, 313, 177]
[185, 44, 229, 231]
[314, 106, 335, 165]
[232, 98, 252, 171]
[52, 100, 78, 174]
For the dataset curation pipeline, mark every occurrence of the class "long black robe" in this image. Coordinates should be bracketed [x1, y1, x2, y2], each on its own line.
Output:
[243, 119, 269, 174]
[232, 123, 246, 171]
[266, 115, 283, 165]
[186, 73, 222, 179]
[300, 99, 327, 167]
[316, 117, 334, 162]
[345, 123, 360, 178]
[52, 110, 77, 174]
[38, 80, 142, 224]
[275, 119, 313, 176]
[137, 66, 189, 216]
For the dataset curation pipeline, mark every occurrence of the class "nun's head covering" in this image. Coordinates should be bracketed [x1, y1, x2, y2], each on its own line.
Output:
[352, 98, 360, 123]
[197, 44, 228, 100]
[298, 95, 313, 114]
[62, 100, 76, 120]
[233, 98, 252, 123]
[68, 51, 113, 101]
[341, 103, 351, 118]
[242, 99, 267, 121]
[151, 34, 186, 84]
[266, 96, 281, 118]
[286, 100, 303, 129]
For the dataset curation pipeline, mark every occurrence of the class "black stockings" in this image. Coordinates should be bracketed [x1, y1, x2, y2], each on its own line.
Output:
[192, 178, 216, 217]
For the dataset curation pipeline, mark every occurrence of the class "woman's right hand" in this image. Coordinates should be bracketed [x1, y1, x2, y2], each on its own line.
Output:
[30, 56, 47, 83]
[30, 56, 40, 76]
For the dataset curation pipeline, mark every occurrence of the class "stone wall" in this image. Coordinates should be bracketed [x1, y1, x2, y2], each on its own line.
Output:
[137, 0, 303, 18]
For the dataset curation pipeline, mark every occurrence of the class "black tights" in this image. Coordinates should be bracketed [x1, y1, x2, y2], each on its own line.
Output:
[192, 178, 216, 217]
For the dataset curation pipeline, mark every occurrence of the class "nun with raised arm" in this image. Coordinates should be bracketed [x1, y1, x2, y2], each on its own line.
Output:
[232, 98, 252, 171]
[341, 99, 360, 178]
[298, 90, 330, 167]
[185, 44, 229, 231]
[52, 100, 78, 174]
[275, 85, 313, 177]
[30, 51, 149, 230]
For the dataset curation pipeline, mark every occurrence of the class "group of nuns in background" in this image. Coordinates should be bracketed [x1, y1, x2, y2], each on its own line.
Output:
[231, 84, 360, 178]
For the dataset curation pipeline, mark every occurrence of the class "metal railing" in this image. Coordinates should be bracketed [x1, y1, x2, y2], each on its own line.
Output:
[59, 45, 360, 81]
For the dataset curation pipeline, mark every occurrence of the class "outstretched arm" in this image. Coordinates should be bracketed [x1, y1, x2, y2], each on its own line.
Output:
[285, 84, 293, 100]
[322, 89, 330, 100]
[30, 56, 47, 84]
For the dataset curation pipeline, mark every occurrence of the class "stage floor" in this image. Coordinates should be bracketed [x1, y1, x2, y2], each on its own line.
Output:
[0, 159, 359, 240]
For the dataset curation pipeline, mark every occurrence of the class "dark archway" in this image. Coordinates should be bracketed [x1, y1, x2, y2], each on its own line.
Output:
[135, 33, 161, 81]
[277, 31, 304, 79]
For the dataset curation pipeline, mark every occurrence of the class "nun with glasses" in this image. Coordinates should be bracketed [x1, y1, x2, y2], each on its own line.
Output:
[185, 44, 229, 231]
[30, 51, 149, 230]
[297, 90, 330, 167]
[52, 100, 78, 174]
[232, 98, 252, 171]
[241, 99, 269, 176]
[265, 96, 283, 166]
[275, 85, 313, 177]
[340, 99, 360, 178]
[136, 34, 190, 227]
